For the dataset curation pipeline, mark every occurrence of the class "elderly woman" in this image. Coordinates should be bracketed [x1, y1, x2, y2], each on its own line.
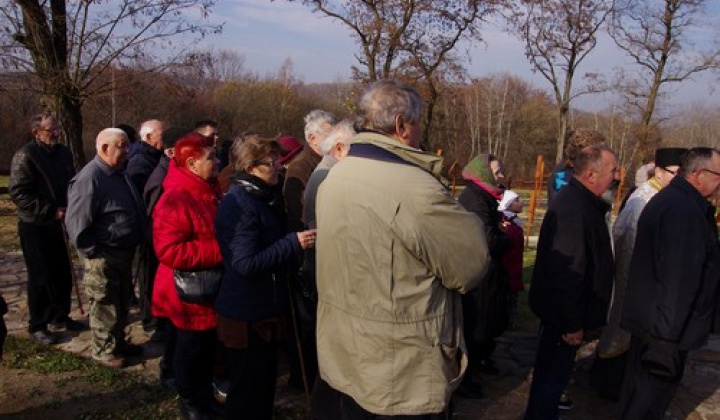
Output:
[152, 133, 223, 420]
[456, 154, 511, 398]
[215, 135, 315, 420]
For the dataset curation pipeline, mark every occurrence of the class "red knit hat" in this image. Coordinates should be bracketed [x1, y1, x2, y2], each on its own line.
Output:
[278, 135, 303, 165]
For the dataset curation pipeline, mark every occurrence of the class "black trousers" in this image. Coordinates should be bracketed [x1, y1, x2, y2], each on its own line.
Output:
[226, 328, 278, 420]
[311, 378, 451, 420]
[617, 335, 687, 420]
[174, 328, 216, 406]
[18, 221, 73, 333]
[524, 324, 579, 420]
[137, 240, 158, 327]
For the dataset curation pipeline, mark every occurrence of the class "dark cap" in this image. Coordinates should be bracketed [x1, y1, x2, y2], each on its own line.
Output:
[655, 148, 687, 169]
[278, 135, 303, 165]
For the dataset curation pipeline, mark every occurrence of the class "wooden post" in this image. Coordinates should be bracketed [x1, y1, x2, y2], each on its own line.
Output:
[526, 155, 544, 247]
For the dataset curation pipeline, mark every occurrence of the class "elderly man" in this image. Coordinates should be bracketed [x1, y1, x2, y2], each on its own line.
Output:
[66, 128, 144, 368]
[283, 108, 337, 390]
[618, 147, 720, 420]
[313, 80, 489, 419]
[592, 147, 686, 400]
[126, 119, 165, 193]
[525, 139, 619, 420]
[194, 120, 219, 147]
[9, 113, 83, 345]
[289, 120, 357, 392]
[283, 109, 337, 232]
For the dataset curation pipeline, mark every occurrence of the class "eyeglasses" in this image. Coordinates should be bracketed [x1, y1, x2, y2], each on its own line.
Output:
[660, 167, 676, 175]
[37, 128, 60, 134]
[700, 168, 720, 177]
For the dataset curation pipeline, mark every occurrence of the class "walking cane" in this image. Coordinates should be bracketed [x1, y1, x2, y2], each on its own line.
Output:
[286, 276, 311, 408]
[61, 222, 85, 316]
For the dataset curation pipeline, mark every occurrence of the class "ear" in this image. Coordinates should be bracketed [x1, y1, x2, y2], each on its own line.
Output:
[394, 115, 405, 137]
[100, 143, 109, 156]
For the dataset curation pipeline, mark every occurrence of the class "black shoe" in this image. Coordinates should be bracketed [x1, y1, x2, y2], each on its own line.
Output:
[49, 318, 88, 332]
[455, 379, 484, 399]
[65, 319, 88, 331]
[30, 329, 58, 345]
[117, 343, 143, 357]
[180, 400, 210, 420]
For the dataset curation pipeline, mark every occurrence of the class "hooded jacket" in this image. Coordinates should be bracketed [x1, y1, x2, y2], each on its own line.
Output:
[152, 161, 222, 330]
[315, 131, 490, 415]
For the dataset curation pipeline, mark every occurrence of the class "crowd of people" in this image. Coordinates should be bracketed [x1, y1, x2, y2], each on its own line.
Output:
[3, 79, 719, 420]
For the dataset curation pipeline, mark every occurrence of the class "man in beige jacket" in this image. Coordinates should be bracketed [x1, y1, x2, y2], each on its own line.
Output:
[313, 80, 490, 419]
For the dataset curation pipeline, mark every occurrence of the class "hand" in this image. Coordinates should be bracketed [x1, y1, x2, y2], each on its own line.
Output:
[297, 229, 317, 250]
[562, 329, 583, 346]
[55, 207, 66, 220]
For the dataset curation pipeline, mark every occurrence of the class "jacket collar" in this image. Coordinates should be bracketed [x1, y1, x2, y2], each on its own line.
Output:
[93, 154, 121, 176]
[568, 177, 611, 214]
[163, 160, 220, 201]
[350, 131, 443, 179]
[669, 175, 715, 218]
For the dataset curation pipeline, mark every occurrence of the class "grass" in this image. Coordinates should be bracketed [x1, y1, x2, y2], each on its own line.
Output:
[3, 335, 178, 419]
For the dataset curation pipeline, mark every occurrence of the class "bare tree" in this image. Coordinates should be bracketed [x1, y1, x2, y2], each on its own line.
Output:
[0, 0, 221, 169]
[507, 0, 615, 163]
[280, 0, 497, 149]
[609, 0, 720, 161]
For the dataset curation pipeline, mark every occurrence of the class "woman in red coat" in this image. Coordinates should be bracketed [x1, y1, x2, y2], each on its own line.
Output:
[152, 133, 223, 420]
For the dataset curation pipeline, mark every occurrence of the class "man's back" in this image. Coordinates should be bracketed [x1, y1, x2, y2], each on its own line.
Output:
[316, 132, 488, 415]
[529, 177, 614, 334]
[621, 176, 720, 350]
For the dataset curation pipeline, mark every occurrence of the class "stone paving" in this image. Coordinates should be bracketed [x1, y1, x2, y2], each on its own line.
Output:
[1, 250, 719, 419]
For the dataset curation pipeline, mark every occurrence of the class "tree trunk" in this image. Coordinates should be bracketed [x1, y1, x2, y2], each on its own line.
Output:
[44, 93, 86, 170]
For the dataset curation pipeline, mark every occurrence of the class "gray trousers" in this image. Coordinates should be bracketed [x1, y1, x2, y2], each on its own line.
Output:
[82, 249, 134, 359]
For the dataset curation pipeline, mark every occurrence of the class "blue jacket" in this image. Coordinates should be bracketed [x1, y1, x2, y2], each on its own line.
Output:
[126, 141, 163, 193]
[215, 175, 301, 321]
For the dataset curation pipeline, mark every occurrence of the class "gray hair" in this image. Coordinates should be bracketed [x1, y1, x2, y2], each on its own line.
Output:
[30, 113, 56, 131]
[304, 109, 337, 143]
[139, 119, 162, 142]
[357, 80, 422, 135]
[96, 128, 128, 147]
[319, 119, 356, 156]
[679, 147, 719, 177]
[573, 143, 614, 175]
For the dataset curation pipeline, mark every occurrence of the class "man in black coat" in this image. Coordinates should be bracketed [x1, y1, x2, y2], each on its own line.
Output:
[9, 114, 85, 345]
[126, 119, 166, 193]
[618, 147, 720, 420]
[525, 140, 618, 420]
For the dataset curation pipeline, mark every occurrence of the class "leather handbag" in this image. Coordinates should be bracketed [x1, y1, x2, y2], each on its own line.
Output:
[173, 267, 223, 304]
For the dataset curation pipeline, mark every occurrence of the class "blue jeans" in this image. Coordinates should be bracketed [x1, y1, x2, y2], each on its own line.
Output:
[525, 324, 579, 420]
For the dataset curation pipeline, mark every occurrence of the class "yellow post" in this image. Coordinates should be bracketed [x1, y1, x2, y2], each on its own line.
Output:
[526, 155, 544, 246]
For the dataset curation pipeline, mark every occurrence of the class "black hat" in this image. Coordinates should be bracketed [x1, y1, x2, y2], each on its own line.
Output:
[655, 148, 687, 169]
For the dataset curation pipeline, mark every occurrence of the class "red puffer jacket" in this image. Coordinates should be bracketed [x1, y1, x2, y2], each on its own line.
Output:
[152, 161, 222, 330]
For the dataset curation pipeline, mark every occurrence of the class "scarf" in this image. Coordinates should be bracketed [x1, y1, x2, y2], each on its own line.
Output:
[462, 154, 504, 200]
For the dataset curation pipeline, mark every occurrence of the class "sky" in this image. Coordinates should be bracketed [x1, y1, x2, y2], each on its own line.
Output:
[201, 0, 720, 112]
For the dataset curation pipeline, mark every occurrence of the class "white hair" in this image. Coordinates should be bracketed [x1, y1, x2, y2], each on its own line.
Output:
[303, 109, 337, 143]
[139, 120, 160, 142]
[96, 128, 127, 146]
[319, 120, 356, 156]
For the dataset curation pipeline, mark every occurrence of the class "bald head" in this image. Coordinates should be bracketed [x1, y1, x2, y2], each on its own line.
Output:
[96, 128, 129, 169]
[140, 119, 166, 150]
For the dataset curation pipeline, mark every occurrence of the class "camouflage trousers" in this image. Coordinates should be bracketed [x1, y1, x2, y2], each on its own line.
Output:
[82, 249, 134, 359]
